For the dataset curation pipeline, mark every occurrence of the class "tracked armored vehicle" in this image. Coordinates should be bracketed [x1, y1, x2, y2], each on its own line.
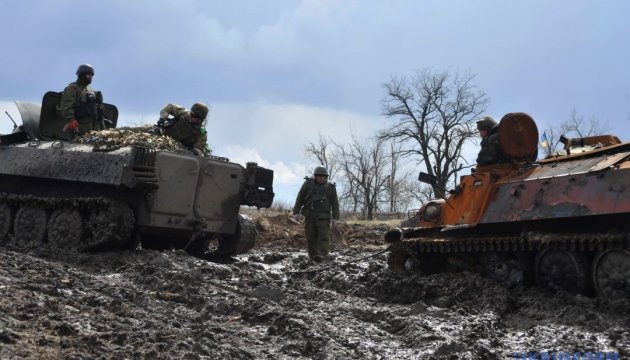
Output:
[0, 93, 274, 257]
[387, 113, 630, 299]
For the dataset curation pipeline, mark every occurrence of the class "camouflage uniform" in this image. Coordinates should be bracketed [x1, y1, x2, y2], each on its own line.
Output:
[476, 116, 507, 166]
[59, 78, 104, 134]
[159, 103, 209, 155]
[476, 125, 505, 166]
[292, 177, 340, 259]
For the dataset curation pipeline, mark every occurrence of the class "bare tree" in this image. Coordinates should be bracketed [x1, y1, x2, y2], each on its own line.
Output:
[338, 135, 390, 220]
[379, 69, 488, 198]
[303, 133, 339, 182]
[383, 141, 414, 213]
[540, 108, 610, 156]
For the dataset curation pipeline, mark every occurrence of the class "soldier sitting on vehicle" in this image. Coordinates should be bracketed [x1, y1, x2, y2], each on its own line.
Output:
[476, 116, 508, 166]
[60, 64, 106, 134]
[149, 102, 210, 156]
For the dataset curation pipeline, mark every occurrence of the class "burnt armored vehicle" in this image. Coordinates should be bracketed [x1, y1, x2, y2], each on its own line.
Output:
[387, 113, 630, 299]
[0, 93, 275, 256]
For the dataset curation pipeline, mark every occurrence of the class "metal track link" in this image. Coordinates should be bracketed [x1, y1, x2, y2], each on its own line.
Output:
[0, 192, 134, 250]
[400, 232, 630, 255]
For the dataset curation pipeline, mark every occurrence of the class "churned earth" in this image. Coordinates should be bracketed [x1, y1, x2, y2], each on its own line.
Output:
[0, 214, 628, 359]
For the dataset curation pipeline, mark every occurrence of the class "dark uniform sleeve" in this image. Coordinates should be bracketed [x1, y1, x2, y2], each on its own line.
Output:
[329, 184, 340, 220]
[60, 83, 80, 122]
[292, 180, 310, 215]
[476, 132, 502, 166]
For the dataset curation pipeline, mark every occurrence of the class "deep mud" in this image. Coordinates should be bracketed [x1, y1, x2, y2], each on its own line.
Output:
[1, 217, 629, 359]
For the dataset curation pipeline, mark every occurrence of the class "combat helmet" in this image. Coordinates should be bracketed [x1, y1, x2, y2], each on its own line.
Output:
[76, 64, 95, 76]
[191, 103, 209, 120]
[476, 116, 497, 131]
[314, 166, 328, 177]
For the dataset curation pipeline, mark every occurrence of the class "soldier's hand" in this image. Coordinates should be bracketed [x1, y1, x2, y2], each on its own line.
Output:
[63, 119, 79, 133]
[157, 117, 167, 127]
[147, 126, 163, 135]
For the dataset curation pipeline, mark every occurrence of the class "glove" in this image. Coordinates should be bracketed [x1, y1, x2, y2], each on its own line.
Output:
[63, 119, 79, 133]
[147, 126, 163, 135]
[157, 117, 167, 127]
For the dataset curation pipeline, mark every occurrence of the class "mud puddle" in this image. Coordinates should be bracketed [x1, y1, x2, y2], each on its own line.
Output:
[1, 243, 629, 359]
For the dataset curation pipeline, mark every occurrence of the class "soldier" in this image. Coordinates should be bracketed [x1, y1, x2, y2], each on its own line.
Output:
[151, 102, 210, 156]
[292, 166, 340, 262]
[476, 115, 507, 166]
[60, 64, 105, 134]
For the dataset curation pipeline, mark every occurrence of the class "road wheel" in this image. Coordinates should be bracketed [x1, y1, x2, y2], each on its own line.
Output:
[0, 202, 12, 242]
[88, 202, 134, 250]
[48, 209, 84, 248]
[14, 206, 47, 247]
[592, 249, 630, 299]
[483, 252, 531, 289]
[535, 250, 590, 294]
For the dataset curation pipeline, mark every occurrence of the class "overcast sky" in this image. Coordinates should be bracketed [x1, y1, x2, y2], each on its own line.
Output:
[1, 0, 629, 204]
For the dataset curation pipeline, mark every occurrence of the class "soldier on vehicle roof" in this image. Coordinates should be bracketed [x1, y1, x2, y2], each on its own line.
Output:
[150, 102, 210, 156]
[292, 166, 340, 262]
[60, 64, 106, 134]
[476, 115, 508, 166]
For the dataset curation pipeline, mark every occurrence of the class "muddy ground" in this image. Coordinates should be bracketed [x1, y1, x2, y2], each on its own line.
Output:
[1, 214, 629, 359]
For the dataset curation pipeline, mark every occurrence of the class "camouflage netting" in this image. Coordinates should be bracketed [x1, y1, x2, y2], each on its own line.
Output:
[72, 126, 189, 152]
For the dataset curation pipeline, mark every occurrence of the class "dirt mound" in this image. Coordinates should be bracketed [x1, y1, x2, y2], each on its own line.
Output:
[250, 213, 387, 252]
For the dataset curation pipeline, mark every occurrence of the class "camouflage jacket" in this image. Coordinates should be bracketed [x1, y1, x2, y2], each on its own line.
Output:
[476, 125, 507, 166]
[292, 178, 340, 220]
[160, 103, 208, 154]
[59, 78, 95, 122]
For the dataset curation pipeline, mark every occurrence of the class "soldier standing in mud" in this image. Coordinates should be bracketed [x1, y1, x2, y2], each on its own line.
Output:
[475, 115, 507, 166]
[292, 166, 340, 262]
[150, 102, 210, 156]
[60, 64, 105, 134]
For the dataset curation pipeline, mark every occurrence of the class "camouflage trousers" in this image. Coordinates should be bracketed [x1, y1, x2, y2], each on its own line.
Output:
[304, 217, 330, 258]
[77, 116, 104, 134]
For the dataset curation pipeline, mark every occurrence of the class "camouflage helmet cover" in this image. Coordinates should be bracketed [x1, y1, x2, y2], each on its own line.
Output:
[191, 103, 209, 120]
[476, 116, 497, 131]
[314, 166, 328, 176]
[76, 64, 95, 76]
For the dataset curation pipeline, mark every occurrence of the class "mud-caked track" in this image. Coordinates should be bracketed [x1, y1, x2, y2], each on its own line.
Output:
[0, 193, 134, 251]
[387, 231, 630, 298]
[1, 220, 629, 359]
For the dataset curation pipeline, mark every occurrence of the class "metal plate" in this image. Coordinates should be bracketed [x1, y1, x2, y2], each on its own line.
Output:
[498, 112, 539, 162]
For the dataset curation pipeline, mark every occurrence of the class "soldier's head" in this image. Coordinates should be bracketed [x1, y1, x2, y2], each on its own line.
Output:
[76, 64, 95, 84]
[476, 116, 496, 138]
[313, 166, 328, 184]
[190, 103, 209, 124]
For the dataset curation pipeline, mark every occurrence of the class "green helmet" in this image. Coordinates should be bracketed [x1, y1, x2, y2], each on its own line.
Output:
[314, 166, 328, 176]
[76, 64, 94, 76]
[191, 103, 209, 120]
[476, 116, 497, 131]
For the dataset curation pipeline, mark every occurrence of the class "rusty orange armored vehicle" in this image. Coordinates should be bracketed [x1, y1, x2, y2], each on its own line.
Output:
[386, 113, 630, 299]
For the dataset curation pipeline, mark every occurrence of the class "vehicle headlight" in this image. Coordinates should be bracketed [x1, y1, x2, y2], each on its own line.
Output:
[424, 203, 441, 221]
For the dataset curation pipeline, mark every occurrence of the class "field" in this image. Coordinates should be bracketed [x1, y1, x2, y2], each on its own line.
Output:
[0, 213, 628, 359]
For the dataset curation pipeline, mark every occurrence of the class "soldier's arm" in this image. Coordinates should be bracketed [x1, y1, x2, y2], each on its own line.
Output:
[59, 84, 79, 122]
[159, 103, 185, 119]
[330, 185, 340, 220]
[292, 181, 308, 215]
